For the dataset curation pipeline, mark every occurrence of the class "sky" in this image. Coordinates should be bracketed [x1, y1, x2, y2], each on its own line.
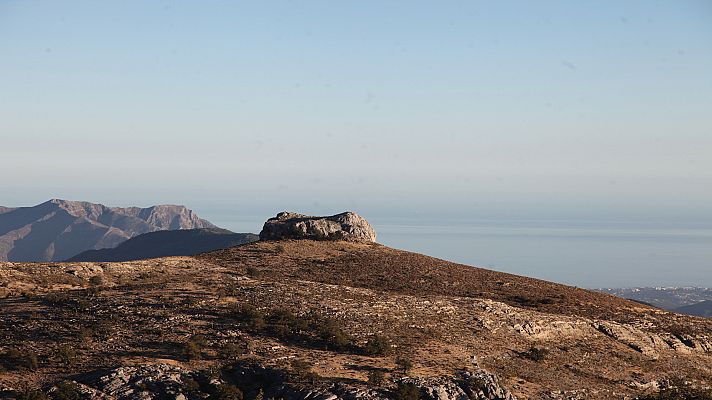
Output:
[1, 1, 712, 229]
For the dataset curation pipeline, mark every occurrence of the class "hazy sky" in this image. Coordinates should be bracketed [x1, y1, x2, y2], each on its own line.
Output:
[2, 1, 711, 226]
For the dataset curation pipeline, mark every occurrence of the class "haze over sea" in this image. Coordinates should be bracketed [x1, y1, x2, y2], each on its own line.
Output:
[209, 212, 712, 289]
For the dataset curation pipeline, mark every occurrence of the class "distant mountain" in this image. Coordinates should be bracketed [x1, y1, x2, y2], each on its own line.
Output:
[675, 300, 712, 318]
[0, 199, 217, 262]
[67, 228, 258, 262]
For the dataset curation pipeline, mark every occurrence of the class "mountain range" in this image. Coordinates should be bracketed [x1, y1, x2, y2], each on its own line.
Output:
[0, 199, 216, 262]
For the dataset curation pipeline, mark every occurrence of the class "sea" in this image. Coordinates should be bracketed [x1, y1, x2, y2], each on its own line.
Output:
[207, 214, 712, 289]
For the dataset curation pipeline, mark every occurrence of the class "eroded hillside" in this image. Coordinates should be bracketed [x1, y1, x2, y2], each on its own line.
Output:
[1, 240, 710, 399]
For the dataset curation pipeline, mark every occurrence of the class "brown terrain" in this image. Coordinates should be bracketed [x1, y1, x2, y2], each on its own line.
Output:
[0, 240, 711, 399]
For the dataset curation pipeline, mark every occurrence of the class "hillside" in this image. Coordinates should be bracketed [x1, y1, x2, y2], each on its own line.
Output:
[1, 240, 711, 399]
[0, 199, 216, 262]
[67, 228, 258, 262]
[675, 300, 712, 318]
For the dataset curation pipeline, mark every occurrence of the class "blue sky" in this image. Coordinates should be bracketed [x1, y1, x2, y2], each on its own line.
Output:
[1, 1, 711, 228]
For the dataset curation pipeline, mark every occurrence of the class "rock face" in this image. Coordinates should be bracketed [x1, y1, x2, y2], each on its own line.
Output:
[0, 199, 217, 262]
[259, 211, 377, 243]
[49, 363, 515, 400]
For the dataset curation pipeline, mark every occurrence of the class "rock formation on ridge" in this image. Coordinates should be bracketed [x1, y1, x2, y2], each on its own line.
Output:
[259, 211, 377, 243]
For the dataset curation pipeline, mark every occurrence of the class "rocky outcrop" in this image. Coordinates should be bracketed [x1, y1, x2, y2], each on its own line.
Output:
[259, 212, 377, 243]
[46, 364, 514, 400]
[403, 371, 517, 400]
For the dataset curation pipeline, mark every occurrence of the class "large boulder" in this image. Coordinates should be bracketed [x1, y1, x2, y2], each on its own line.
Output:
[259, 212, 377, 243]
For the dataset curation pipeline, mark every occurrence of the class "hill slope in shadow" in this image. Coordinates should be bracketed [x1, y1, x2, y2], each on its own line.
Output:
[67, 228, 258, 262]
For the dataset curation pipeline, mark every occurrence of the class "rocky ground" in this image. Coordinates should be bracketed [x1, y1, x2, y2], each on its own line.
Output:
[1, 240, 711, 399]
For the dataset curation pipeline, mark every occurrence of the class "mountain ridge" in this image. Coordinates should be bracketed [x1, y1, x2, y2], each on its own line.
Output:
[0, 199, 216, 262]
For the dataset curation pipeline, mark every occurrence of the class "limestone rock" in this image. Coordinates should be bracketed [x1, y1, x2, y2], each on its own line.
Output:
[259, 212, 377, 243]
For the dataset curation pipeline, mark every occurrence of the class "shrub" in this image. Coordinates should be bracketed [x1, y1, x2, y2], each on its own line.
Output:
[316, 317, 351, 350]
[246, 266, 261, 278]
[291, 359, 319, 383]
[212, 384, 243, 400]
[520, 347, 548, 362]
[395, 356, 413, 375]
[269, 309, 308, 338]
[15, 387, 47, 400]
[90, 318, 116, 339]
[56, 345, 80, 367]
[52, 382, 83, 400]
[183, 377, 201, 394]
[235, 304, 265, 331]
[394, 382, 420, 400]
[3, 347, 39, 371]
[367, 370, 385, 387]
[219, 340, 247, 360]
[184, 340, 204, 361]
[364, 334, 390, 356]
[88, 275, 104, 286]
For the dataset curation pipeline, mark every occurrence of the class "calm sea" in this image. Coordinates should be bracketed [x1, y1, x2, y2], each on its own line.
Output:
[209, 214, 712, 289]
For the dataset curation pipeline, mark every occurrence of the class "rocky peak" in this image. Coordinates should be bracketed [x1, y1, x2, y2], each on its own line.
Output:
[259, 211, 377, 243]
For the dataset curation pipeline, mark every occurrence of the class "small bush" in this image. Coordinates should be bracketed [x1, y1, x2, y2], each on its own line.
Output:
[291, 359, 319, 383]
[91, 318, 116, 339]
[52, 381, 83, 400]
[395, 356, 413, 375]
[184, 340, 204, 361]
[269, 309, 308, 338]
[88, 275, 104, 286]
[211, 384, 244, 400]
[235, 304, 265, 331]
[367, 370, 385, 387]
[316, 317, 352, 350]
[56, 345, 80, 367]
[364, 334, 391, 356]
[15, 387, 47, 400]
[520, 347, 548, 362]
[219, 340, 247, 360]
[394, 382, 420, 400]
[246, 266, 261, 278]
[2, 347, 39, 371]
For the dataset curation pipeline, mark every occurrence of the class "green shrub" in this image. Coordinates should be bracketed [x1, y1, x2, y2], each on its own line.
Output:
[246, 266, 261, 278]
[316, 317, 351, 350]
[211, 384, 244, 400]
[52, 382, 83, 400]
[15, 387, 47, 400]
[520, 347, 548, 362]
[367, 370, 385, 387]
[3, 347, 39, 371]
[291, 359, 319, 383]
[235, 304, 265, 331]
[56, 344, 80, 367]
[395, 356, 413, 375]
[219, 340, 247, 360]
[394, 382, 420, 400]
[184, 340, 203, 361]
[88, 275, 104, 286]
[364, 334, 391, 356]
